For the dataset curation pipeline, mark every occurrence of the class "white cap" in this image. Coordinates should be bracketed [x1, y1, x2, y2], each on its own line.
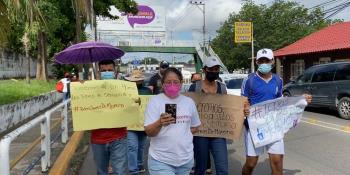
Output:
[203, 56, 221, 68]
[256, 48, 274, 60]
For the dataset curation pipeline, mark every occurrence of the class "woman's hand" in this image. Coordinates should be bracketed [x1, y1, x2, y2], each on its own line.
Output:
[303, 94, 312, 104]
[160, 113, 176, 126]
[244, 100, 250, 117]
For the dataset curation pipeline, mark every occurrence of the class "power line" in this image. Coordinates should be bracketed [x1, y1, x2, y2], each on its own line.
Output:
[324, 2, 350, 19]
[309, 0, 342, 9]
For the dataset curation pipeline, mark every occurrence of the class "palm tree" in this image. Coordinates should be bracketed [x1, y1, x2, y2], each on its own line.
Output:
[1, 0, 46, 83]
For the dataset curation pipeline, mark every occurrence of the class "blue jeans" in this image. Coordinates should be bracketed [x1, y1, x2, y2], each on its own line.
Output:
[127, 131, 147, 175]
[91, 137, 128, 175]
[193, 137, 228, 175]
[63, 92, 70, 101]
[148, 156, 194, 175]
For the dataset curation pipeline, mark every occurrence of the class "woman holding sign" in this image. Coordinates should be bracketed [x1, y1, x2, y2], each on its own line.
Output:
[124, 70, 152, 174]
[188, 56, 229, 175]
[144, 67, 201, 175]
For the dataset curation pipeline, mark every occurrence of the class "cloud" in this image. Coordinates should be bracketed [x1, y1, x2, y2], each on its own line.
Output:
[126, 0, 350, 41]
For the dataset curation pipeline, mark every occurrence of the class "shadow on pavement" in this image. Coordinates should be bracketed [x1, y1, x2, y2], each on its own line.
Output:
[305, 107, 340, 118]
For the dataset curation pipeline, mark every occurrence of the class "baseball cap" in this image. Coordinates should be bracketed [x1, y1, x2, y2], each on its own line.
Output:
[159, 61, 169, 69]
[203, 56, 221, 68]
[256, 48, 274, 60]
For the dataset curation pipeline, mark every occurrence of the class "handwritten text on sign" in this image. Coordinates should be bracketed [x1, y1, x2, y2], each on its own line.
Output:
[248, 96, 307, 148]
[71, 80, 139, 131]
[185, 93, 246, 140]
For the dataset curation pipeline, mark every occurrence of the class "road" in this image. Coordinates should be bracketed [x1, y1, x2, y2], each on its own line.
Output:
[80, 108, 350, 175]
[228, 108, 350, 175]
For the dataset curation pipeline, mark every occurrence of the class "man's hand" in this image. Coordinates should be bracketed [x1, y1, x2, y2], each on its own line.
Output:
[244, 100, 250, 117]
[303, 94, 312, 104]
[159, 113, 176, 126]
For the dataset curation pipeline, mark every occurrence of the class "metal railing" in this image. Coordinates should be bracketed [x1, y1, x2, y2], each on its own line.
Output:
[0, 100, 70, 175]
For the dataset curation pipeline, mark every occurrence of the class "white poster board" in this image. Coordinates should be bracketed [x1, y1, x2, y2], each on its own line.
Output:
[248, 96, 307, 148]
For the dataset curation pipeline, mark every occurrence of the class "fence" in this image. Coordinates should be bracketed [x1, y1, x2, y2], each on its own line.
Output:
[0, 50, 37, 79]
[0, 100, 70, 175]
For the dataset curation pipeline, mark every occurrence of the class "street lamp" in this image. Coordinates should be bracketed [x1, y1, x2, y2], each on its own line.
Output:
[190, 1, 206, 58]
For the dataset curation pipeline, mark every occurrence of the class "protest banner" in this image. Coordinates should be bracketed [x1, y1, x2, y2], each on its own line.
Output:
[127, 95, 153, 131]
[247, 96, 307, 148]
[185, 92, 246, 140]
[70, 80, 140, 131]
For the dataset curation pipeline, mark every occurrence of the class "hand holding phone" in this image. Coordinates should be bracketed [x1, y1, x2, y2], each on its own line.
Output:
[165, 104, 177, 123]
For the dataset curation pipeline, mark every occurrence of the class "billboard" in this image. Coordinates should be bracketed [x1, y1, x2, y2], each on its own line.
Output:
[97, 5, 166, 32]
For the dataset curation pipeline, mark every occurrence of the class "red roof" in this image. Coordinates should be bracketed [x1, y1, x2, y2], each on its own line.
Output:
[274, 22, 350, 57]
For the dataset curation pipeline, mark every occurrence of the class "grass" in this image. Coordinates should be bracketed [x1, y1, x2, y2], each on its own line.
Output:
[0, 79, 56, 105]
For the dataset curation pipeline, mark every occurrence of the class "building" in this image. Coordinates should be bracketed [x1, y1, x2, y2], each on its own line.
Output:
[274, 22, 350, 82]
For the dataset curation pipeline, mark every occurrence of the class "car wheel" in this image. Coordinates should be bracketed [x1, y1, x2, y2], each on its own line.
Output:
[283, 91, 291, 97]
[337, 97, 350, 120]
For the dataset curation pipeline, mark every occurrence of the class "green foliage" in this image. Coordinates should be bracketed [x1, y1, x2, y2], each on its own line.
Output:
[0, 79, 56, 105]
[211, 0, 340, 71]
[143, 57, 159, 64]
[94, 0, 138, 20]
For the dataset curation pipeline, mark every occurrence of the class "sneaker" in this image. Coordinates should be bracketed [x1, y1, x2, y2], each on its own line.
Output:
[138, 166, 146, 173]
[206, 168, 212, 174]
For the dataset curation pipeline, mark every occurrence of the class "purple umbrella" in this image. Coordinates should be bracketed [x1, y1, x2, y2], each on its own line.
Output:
[55, 41, 125, 64]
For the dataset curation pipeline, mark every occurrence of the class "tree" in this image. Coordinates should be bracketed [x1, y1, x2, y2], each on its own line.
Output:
[74, 0, 138, 42]
[211, 0, 340, 71]
[143, 57, 159, 64]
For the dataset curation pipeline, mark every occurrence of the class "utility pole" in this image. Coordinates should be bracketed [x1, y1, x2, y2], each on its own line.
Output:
[190, 1, 206, 59]
[250, 0, 255, 73]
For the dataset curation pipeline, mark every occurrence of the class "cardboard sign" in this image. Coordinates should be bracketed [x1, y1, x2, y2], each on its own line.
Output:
[248, 96, 307, 148]
[127, 95, 153, 131]
[185, 92, 246, 140]
[70, 80, 140, 131]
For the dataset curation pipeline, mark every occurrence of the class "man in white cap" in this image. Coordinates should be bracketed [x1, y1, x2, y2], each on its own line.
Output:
[189, 56, 229, 175]
[241, 49, 312, 175]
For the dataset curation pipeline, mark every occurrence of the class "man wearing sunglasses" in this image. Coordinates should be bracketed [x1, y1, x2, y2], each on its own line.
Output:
[148, 60, 170, 94]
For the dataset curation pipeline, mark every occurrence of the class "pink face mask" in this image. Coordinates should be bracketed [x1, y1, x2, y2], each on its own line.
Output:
[163, 84, 181, 98]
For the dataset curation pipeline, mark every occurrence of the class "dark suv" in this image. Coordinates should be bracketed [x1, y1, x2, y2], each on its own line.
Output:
[283, 62, 350, 119]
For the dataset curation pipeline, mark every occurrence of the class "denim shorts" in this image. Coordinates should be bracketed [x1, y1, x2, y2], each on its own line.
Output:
[148, 156, 194, 175]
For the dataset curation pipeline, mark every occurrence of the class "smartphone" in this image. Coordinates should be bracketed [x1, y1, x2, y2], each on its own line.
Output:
[165, 104, 177, 122]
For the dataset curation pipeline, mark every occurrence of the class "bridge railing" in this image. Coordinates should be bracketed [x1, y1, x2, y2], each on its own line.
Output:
[99, 38, 197, 47]
[0, 100, 70, 175]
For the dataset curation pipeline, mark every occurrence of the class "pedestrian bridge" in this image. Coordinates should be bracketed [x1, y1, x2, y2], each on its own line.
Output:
[105, 39, 229, 73]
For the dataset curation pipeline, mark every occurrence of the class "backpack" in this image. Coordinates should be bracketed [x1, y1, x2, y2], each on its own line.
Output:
[56, 81, 64, 93]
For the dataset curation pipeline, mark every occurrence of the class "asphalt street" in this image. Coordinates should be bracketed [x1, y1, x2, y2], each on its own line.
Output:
[80, 108, 350, 175]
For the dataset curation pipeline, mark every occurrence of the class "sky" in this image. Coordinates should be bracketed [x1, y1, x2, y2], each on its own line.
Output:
[121, 0, 350, 64]
[135, 0, 350, 41]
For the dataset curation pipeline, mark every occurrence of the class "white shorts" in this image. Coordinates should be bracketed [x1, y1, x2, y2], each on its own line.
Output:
[244, 128, 284, 156]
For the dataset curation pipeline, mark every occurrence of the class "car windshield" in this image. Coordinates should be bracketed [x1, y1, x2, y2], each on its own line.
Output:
[225, 78, 244, 89]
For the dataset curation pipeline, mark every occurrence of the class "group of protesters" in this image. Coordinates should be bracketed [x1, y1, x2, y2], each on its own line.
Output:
[87, 48, 312, 175]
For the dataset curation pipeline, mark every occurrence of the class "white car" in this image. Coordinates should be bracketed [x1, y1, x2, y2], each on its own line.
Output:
[222, 74, 248, 96]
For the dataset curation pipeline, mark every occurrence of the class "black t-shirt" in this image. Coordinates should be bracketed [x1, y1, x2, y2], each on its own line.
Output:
[149, 73, 162, 94]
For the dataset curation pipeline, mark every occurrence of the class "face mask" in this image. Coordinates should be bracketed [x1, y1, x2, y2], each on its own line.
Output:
[206, 72, 219, 82]
[100, 71, 115, 80]
[163, 84, 181, 98]
[258, 63, 272, 74]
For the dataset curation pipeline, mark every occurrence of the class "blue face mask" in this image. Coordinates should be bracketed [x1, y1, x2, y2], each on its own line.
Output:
[258, 63, 272, 74]
[100, 71, 115, 80]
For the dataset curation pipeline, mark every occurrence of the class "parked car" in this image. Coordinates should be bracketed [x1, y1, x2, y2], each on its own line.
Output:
[225, 78, 245, 96]
[283, 62, 350, 119]
[221, 74, 248, 96]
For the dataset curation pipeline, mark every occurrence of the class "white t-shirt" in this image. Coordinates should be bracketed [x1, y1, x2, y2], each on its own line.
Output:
[144, 93, 201, 166]
[60, 78, 70, 93]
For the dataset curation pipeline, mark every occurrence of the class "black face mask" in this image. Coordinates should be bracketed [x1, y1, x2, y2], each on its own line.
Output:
[206, 72, 219, 82]
[136, 83, 143, 89]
